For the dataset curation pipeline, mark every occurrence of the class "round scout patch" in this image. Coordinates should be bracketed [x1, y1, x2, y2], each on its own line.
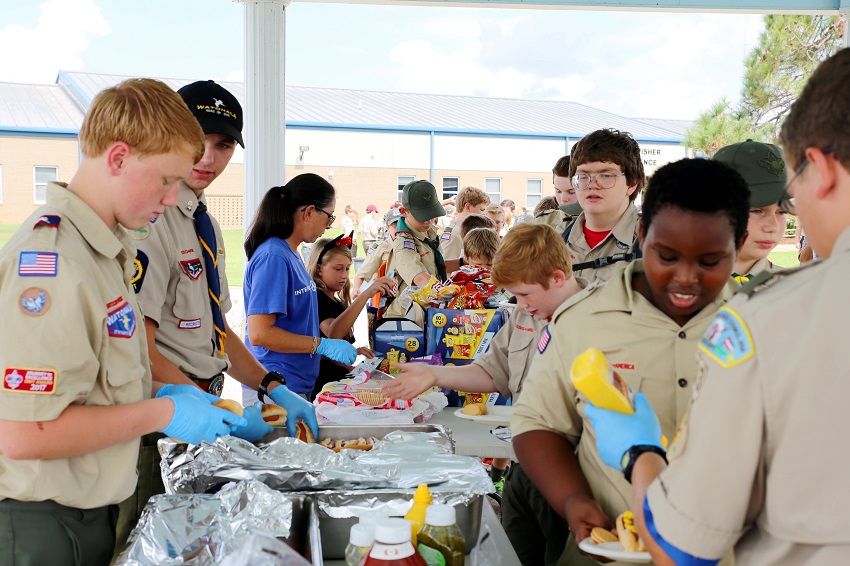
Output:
[19, 287, 50, 316]
[698, 306, 754, 368]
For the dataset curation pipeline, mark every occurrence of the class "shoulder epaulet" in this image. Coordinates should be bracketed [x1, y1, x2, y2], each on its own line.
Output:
[551, 281, 598, 322]
[737, 261, 818, 297]
[29, 213, 60, 250]
[33, 214, 61, 230]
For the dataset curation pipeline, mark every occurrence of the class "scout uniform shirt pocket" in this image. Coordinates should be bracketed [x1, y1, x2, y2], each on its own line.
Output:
[574, 348, 642, 410]
[172, 255, 208, 328]
[507, 324, 537, 397]
[103, 295, 147, 404]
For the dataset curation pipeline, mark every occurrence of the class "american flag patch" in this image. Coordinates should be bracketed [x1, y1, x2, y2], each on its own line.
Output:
[19, 252, 58, 277]
[537, 326, 551, 353]
[403, 240, 416, 251]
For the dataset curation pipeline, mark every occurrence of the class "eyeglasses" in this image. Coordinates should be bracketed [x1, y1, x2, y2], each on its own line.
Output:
[779, 145, 837, 214]
[571, 172, 626, 191]
[304, 206, 336, 226]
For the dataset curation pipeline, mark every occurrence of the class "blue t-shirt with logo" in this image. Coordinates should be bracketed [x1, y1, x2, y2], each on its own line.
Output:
[243, 237, 320, 394]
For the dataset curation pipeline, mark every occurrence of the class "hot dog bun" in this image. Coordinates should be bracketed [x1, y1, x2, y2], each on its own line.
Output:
[213, 399, 245, 418]
[616, 511, 644, 552]
[260, 403, 288, 426]
[294, 419, 315, 443]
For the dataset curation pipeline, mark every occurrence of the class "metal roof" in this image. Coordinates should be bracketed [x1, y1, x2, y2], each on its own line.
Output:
[58, 71, 687, 142]
[0, 82, 85, 132]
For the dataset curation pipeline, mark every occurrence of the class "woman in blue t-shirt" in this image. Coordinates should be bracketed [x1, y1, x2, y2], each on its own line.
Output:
[243, 173, 358, 399]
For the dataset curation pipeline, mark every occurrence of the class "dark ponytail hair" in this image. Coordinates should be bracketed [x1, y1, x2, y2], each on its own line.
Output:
[244, 173, 336, 259]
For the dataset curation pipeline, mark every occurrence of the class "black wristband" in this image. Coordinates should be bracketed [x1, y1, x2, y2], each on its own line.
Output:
[621, 444, 667, 484]
[258, 371, 286, 403]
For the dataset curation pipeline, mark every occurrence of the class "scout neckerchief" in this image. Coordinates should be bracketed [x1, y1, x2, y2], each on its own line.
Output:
[193, 201, 226, 355]
[397, 217, 446, 280]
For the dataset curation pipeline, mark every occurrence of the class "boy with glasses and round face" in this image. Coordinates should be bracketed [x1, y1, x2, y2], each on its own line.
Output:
[565, 129, 645, 283]
[583, 49, 850, 565]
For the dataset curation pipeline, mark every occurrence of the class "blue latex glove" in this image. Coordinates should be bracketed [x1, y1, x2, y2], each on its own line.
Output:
[159, 393, 247, 445]
[155, 383, 220, 403]
[316, 338, 357, 365]
[269, 385, 319, 439]
[584, 392, 664, 471]
[230, 403, 274, 442]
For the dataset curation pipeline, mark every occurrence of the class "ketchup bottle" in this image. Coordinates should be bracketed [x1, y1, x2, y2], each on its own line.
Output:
[362, 518, 427, 565]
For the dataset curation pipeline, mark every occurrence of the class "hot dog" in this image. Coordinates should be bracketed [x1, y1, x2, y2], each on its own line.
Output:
[260, 403, 288, 426]
[294, 419, 315, 443]
[616, 511, 645, 552]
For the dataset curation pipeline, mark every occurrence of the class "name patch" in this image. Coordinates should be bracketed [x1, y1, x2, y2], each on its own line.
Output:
[179, 319, 202, 329]
[699, 307, 754, 368]
[3, 367, 56, 394]
[107, 301, 136, 338]
[19, 252, 58, 277]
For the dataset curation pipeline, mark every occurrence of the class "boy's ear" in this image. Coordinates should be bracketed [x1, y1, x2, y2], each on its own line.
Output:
[106, 142, 131, 175]
[808, 146, 839, 201]
[550, 269, 567, 288]
[737, 230, 749, 252]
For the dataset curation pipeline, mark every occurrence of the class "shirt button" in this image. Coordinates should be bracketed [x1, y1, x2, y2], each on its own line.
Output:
[678, 378, 688, 388]
[678, 331, 687, 339]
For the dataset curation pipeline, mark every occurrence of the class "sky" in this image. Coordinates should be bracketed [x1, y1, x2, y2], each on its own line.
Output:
[0, 0, 766, 120]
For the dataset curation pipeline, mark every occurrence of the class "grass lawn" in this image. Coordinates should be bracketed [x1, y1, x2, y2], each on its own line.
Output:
[767, 250, 800, 269]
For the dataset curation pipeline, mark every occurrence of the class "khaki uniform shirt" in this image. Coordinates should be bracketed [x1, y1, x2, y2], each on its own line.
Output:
[645, 228, 850, 564]
[0, 183, 150, 508]
[566, 205, 641, 284]
[385, 224, 441, 319]
[439, 218, 463, 260]
[355, 240, 392, 281]
[533, 208, 571, 236]
[512, 261, 738, 532]
[733, 256, 773, 284]
[131, 183, 232, 380]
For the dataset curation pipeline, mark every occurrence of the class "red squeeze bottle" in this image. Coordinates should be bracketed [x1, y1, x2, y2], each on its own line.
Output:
[361, 518, 427, 565]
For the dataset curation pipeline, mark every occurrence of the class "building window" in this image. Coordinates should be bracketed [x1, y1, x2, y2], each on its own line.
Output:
[485, 178, 501, 203]
[442, 177, 459, 201]
[526, 178, 543, 210]
[397, 175, 415, 202]
[34, 166, 58, 204]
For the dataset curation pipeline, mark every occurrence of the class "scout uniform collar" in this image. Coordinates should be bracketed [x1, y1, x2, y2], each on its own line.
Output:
[396, 217, 446, 280]
[177, 182, 205, 219]
[568, 205, 640, 250]
[49, 182, 129, 261]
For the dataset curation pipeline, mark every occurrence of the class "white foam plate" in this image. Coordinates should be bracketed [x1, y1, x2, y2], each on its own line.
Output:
[453, 405, 512, 425]
[578, 537, 652, 564]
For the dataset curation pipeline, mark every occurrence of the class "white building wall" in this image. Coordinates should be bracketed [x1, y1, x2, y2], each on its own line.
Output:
[283, 129, 431, 169]
[434, 135, 567, 172]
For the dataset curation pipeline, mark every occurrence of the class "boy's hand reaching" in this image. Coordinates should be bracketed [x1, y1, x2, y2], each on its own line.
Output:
[369, 276, 395, 297]
[564, 493, 612, 556]
[381, 362, 436, 400]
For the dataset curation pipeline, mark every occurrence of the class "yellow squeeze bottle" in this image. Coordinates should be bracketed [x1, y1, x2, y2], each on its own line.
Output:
[404, 484, 432, 545]
[570, 348, 634, 414]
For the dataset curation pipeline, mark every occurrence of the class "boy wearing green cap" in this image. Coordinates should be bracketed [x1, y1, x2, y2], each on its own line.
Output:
[712, 139, 789, 282]
[384, 180, 446, 318]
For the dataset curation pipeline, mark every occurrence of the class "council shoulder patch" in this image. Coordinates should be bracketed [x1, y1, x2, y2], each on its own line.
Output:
[180, 258, 204, 280]
[33, 214, 61, 229]
[537, 326, 551, 354]
[699, 306, 754, 368]
[107, 299, 136, 338]
[4, 367, 56, 393]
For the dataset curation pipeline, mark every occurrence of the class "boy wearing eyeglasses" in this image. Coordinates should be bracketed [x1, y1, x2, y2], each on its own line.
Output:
[582, 48, 850, 565]
[564, 129, 645, 283]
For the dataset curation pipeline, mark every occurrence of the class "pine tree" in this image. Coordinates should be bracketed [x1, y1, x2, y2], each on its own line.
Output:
[686, 15, 843, 156]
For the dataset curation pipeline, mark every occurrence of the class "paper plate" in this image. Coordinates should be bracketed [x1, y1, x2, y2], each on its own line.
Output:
[578, 537, 652, 564]
[453, 405, 512, 425]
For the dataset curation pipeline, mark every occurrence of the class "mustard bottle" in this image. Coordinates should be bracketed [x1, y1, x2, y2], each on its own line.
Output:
[570, 348, 634, 414]
[404, 484, 431, 545]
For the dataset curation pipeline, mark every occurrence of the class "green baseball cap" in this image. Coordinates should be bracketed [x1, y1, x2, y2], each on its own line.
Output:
[401, 180, 446, 222]
[712, 140, 788, 207]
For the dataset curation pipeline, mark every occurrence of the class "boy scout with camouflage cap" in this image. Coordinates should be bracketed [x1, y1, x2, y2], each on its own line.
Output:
[384, 180, 446, 318]
[351, 207, 401, 299]
[712, 139, 789, 282]
[512, 158, 748, 566]
[0, 79, 248, 566]
[584, 47, 850, 566]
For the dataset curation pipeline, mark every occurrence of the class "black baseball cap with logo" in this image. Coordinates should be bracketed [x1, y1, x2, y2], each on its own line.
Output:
[713, 140, 788, 207]
[177, 80, 244, 147]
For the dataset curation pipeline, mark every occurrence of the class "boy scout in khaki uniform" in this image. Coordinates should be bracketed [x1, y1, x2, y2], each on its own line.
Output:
[535, 155, 583, 235]
[512, 158, 750, 566]
[439, 185, 489, 260]
[0, 79, 246, 566]
[351, 208, 401, 299]
[562, 129, 644, 283]
[384, 180, 446, 319]
[383, 223, 585, 565]
[584, 47, 850, 566]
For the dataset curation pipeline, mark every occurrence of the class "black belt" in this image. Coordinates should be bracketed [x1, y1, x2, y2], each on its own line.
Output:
[188, 372, 224, 396]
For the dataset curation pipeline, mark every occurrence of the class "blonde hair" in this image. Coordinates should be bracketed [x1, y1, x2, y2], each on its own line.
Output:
[307, 237, 353, 307]
[484, 203, 505, 221]
[491, 223, 573, 289]
[456, 186, 490, 211]
[80, 78, 204, 162]
[463, 227, 500, 265]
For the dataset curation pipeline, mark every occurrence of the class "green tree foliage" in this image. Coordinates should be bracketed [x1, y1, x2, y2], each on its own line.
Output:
[686, 15, 843, 157]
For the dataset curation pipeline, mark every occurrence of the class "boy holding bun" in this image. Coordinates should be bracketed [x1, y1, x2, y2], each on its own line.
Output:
[383, 222, 585, 565]
[512, 158, 748, 564]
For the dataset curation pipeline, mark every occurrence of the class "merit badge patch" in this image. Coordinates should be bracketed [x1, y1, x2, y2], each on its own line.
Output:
[403, 240, 416, 251]
[4, 367, 56, 394]
[180, 258, 203, 280]
[107, 300, 136, 338]
[19, 287, 50, 316]
[179, 319, 202, 329]
[33, 214, 60, 229]
[699, 306, 754, 368]
[537, 326, 552, 354]
[132, 250, 148, 294]
[18, 252, 58, 277]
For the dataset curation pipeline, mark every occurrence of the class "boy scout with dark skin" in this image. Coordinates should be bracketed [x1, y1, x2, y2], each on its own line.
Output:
[117, 80, 319, 550]
[586, 47, 850, 566]
[512, 158, 747, 566]
[0, 79, 247, 566]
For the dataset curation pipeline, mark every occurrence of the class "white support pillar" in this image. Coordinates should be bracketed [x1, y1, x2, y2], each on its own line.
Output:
[236, 0, 289, 233]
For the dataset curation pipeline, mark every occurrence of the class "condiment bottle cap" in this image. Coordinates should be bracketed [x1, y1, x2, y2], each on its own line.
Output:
[424, 504, 456, 527]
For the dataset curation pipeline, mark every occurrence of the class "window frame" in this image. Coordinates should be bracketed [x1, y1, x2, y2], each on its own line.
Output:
[485, 177, 501, 203]
[397, 175, 415, 202]
[33, 165, 58, 205]
[526, 178, 543, 210]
